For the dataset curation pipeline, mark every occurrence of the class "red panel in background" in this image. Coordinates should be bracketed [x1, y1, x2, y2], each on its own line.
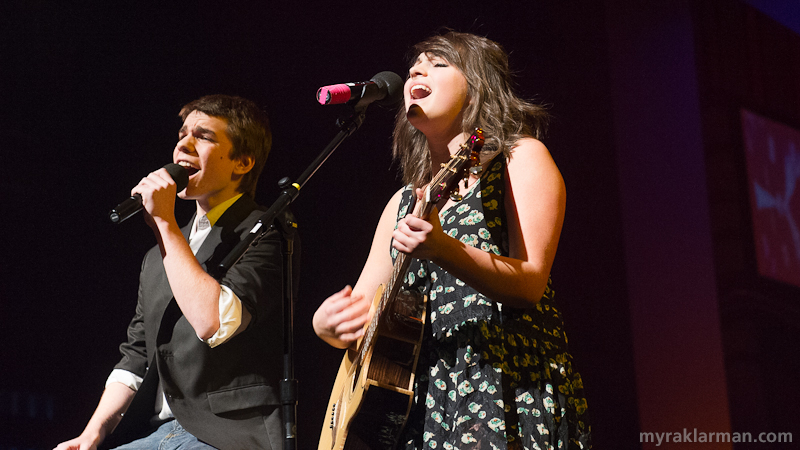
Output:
[741, 109, 800, 288]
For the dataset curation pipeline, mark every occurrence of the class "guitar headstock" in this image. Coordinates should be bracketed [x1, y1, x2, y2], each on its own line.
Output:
[425, 128, 485, 206]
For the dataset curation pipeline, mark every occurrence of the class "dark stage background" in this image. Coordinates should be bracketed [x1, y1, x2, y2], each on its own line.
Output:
[3, 1, 799, 449]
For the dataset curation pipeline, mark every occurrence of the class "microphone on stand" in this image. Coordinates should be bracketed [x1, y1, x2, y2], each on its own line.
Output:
[109, 163, 189, 224]
[316, 71, 403, 108]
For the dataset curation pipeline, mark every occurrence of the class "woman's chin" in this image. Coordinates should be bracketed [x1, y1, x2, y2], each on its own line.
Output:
[406, 104, 426, 123]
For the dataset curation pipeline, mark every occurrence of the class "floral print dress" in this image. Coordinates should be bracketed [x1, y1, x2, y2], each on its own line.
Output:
[395, 155, 591, 450]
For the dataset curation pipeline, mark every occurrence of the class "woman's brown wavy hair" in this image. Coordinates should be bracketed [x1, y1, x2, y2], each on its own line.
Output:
[392, 31, 549, 188]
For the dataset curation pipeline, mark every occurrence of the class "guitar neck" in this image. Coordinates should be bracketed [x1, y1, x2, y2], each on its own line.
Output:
[357, 195, 431, 363]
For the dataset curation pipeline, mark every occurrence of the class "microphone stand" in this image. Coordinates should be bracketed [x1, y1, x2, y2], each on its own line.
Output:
[217, 107, 369, 450]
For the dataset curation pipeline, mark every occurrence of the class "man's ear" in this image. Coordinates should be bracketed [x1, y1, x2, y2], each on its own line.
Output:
[234, 155, 255, 175]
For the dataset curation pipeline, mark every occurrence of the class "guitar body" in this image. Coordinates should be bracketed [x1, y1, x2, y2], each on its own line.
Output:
[319, 286, 427, 450]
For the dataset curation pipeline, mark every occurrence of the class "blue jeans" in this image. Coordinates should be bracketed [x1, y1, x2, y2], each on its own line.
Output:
[110, 420, 218, 450]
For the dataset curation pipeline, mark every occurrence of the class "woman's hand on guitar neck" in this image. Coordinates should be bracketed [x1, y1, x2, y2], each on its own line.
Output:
[313, 285, 371, 349]
[392, 189, 449, 262]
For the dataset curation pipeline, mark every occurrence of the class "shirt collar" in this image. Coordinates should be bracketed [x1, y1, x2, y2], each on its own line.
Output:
[203, 193, 244, 227]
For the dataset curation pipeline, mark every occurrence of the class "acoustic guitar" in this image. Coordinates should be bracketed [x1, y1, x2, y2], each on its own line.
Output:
[319, 129, 485, 450]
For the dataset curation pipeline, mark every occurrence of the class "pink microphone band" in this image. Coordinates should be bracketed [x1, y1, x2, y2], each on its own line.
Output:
[317, 84, 352, 105]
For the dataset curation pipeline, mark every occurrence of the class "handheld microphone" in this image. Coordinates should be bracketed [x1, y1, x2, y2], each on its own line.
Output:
[316, 71, 403, 108]
[109, 163, 189, 224]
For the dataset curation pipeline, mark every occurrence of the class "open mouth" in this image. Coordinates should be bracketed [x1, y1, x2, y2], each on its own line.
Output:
[410, 84, 431, 100]
[177, 161, 200, 177]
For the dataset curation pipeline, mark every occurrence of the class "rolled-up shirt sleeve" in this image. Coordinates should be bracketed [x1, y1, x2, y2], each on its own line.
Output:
[106, 368, 143, 391]
[199, 284, 243, 348]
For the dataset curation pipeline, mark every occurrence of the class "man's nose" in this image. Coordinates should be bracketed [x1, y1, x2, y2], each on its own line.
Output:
[176, 137, 195, 154]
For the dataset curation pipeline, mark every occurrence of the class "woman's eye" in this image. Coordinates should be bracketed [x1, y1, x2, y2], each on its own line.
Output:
[434, 62, 448, 67]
